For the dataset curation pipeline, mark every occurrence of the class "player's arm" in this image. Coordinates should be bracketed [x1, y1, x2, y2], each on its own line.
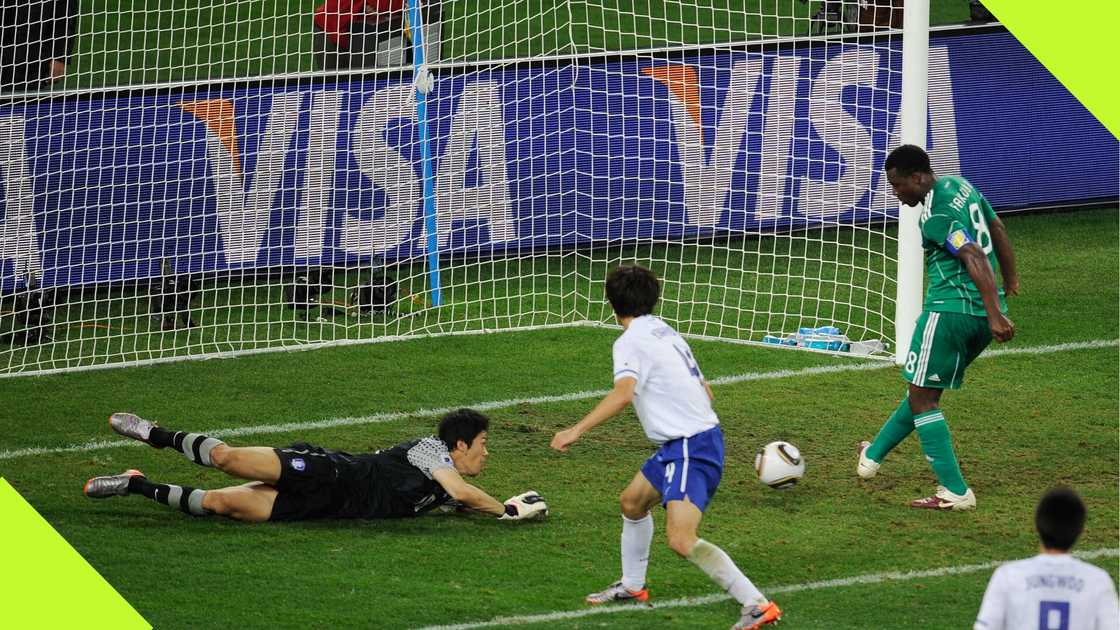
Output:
[972, 568, 1007, 630]
[703, 380, 714, 401]
[936, 215, 1014, 342]
[987, 214, 1019, 296]
[956, 243, 1014, 342]
[550, 376, 636, 452]
[1095, 580, 1119, 630]
[430, 469, 548, 521]
[430, 467, 506, 516]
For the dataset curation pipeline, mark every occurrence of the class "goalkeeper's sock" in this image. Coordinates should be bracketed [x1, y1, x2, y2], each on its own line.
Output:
[149, 427, 224, 467]
[914, 409, 968, 496]
[128, 476, 210, 516]
[620, 513, 653, 591]
[686, 539, 766, 606]
[866, 397, 915, 462]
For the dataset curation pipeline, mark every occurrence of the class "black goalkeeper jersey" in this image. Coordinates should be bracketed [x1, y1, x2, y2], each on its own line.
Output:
[322, 437, 454, 519]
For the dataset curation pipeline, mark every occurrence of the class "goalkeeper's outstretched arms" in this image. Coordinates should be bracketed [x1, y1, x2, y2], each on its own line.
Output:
[430, 468, 548, 521]
[551, 376, 636, 452]
[428, 408, 548, 520]
[431, 467, 505, 515]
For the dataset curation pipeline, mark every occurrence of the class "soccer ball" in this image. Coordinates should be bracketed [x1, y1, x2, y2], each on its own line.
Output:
[754, 441, 805, 489]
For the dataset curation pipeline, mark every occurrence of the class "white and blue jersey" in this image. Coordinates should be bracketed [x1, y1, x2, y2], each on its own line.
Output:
[613, 316, 719, 444]
[974, 554, 1119, 630]
[613, 315, 723, 511]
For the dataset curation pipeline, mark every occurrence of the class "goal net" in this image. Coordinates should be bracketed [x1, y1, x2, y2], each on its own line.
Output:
[0, 0, 921, 376]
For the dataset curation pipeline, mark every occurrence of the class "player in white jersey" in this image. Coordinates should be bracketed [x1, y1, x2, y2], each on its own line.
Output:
[975, 487, 1118, 630]
[550, 264, 781, 630]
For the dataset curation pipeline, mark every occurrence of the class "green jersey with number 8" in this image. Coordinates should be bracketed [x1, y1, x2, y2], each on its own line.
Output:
[918, 175, 1007, 317]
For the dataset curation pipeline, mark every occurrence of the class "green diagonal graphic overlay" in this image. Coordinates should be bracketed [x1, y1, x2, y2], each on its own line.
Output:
[0, 479, 150, 629]
[982, 0, 1119, 139]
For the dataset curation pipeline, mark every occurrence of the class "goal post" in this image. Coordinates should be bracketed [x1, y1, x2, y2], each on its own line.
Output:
[895, 0, 929, 365]
[0, 0, 929, 376]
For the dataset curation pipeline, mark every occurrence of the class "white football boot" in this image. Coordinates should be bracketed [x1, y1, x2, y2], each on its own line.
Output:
[910, 486, 977, 511]
[857, 440, 880, 479]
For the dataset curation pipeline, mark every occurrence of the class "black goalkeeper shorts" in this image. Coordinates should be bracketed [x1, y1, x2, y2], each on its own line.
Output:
[269, 443, 346, 522]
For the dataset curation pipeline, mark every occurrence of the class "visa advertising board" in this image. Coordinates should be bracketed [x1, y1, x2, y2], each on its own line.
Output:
[1, 30, 1115, 291]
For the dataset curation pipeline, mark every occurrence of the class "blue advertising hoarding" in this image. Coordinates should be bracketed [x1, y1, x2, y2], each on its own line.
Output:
[0, 29, 1116, 292]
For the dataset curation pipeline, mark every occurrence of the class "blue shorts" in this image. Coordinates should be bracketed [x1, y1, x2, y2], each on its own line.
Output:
[640, 425, 724, 512]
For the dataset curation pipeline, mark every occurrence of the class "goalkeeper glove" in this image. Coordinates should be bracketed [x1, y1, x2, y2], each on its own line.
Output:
[498, 490, 548, 521]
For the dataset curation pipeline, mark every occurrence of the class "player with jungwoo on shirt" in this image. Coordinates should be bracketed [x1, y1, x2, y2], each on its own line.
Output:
[974, 487, 1119, 630]
[858, 144, 1020, 511]
[551, 264, 781, 630]
[84, 408, 547, 523]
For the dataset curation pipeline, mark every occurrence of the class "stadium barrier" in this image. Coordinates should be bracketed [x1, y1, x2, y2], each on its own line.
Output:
[1, 27, 1115, 293]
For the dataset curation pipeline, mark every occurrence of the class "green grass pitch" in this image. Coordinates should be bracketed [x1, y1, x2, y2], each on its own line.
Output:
[66, 1, 973, 89]
[0, 207, 1116, 628]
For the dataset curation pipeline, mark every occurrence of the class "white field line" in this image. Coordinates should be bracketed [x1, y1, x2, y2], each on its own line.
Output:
[411, 548, 1120, 630]
[1, 338, 1115, 462]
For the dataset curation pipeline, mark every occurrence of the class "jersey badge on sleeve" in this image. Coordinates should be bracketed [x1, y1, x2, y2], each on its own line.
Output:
[945, 229, 974, 255]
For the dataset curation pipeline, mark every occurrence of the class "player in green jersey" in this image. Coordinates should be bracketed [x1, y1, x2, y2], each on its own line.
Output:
[857, 144, 1019, 510]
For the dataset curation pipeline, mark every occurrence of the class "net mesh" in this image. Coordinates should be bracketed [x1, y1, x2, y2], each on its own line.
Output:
[0, 0, 907, 375]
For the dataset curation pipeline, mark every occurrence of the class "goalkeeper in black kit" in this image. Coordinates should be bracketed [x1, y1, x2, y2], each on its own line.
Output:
[83, 408, 548, 523]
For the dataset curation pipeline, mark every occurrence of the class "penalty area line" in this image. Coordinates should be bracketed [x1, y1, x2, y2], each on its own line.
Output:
[410, 548, 1120, 630]
[0, 338, 1115, 462]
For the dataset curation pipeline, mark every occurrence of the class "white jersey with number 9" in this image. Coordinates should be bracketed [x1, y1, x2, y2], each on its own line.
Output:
[974, 554, 1119, 630]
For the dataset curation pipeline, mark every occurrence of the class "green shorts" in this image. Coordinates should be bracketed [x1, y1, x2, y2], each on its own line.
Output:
[902, 311, 992, 389]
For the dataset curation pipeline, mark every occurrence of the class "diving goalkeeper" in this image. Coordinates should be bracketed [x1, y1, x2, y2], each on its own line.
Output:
[83, 408, 547, 523]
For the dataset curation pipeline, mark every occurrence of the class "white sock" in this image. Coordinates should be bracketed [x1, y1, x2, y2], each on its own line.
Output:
[620, 513, 653, 591]
[686, 539, 766, 606]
